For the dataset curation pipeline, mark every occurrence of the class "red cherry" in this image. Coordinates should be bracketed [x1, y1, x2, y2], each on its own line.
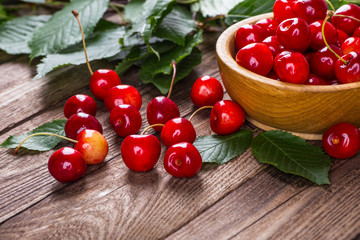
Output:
[164, 142, 202, 178]
[262, 36, 285, 57]
[293, 0, 327, 24]
[234, 24, 266, 51]
[109, 104, 142, 137]
[304, 74, 327, 85]
[104, 84, 142, 112]
[341, 37, 360, 55]
[353, 26, 360, 37]
[64, 112, 103, 140]
[322, 122, 360, 159]
[210, 100, 245, 135]
[332, 4, 360, 36]
[48, 147, 87, 183]
[75, 129, 108, 165]
[63, 94, 97, 119]
[160, 117, 196, 147]
[310, 45, 342, 79]
[309, 20, 338, 51]
[276, 17, 311, 53]
[334, 51, 360, 83]
[274, 51, 309, 84]
[146, 96, 180, 132]
[236, 43, 273, 76]
[255, 18, 279, 37]
[190, 76, 224, 108]
[89, 69, 121, 100]
[121, 134, 161, 172]
[273, 0, 296, 23]
[267, 70, 280, 80]
[326, 79, 342, 85]
[336, 29, 349, 46]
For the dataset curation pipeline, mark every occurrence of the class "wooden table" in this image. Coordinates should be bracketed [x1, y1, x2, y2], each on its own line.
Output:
[0, 30, 359, 240]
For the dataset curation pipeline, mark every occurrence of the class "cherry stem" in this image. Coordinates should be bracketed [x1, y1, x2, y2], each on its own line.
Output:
[141, 124, 165, 135]
[334, 14, 360, 23]
[322, 15, 348, 65]
[167, 60, 177, 99]
[188, 106, 213, 122]
[324, 0, 335, 12]
[72, 10, 94, 75]
[13, 132, 78, 155]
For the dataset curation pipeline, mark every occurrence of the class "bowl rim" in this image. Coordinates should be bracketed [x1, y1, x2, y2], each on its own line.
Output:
[216, 12, 360, 93]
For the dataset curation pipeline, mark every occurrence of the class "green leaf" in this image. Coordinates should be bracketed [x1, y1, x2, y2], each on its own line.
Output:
[29, 0, 110, 59]
[1, 119, 67, 152]
[124, 0, 145, 23]
[0, 15, 50, 55]
[21, 0, 46, 3]
[251, 131, 332, 185]
[0, 4, 8, 21]
[193, 129, 253, 164]
[122, 0, 175, 57]
[34, 25, 126, 80]
[193, 0, 239, 17]
[140, 30, 202, 78]
[225, 0, 275, 26]
[154, 5, 196, 46]
[141, 46, 202, 93]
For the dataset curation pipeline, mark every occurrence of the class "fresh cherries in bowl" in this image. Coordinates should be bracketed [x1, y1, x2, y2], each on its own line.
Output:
[216, 2, 360, 140]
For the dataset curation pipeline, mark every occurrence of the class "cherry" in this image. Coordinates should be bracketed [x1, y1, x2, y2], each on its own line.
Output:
[190, 75, 224, 108]
[336, 29, 349, 46]
[121, 134, 161, 172]
[234, 24, 266, 51]
[104, 84, 142, 112]
[276, 17, 311, 53]
[236, 43, 273, 77]
[75, 129, 108, 165]
[331, 4, 360, 36]
[322, 122, 360, 159]
[353, 26, 360, 37]
[147, 96, 180, 131]
[210, 100, 245, 135]
[109, 104, 142, 137]
[160, 117, 196, 148]
[304, 74, 327, 85]
[63, 94, 97, 119]
[293, 0, 327, 24]
[334, 51, 360, 83]
[163, 142, 202, 178]
[267, 70, 281, 80]
[90, 70, 122, 100]
[64, 112, 103, 140]
[309, 20, 338, 51]
[146, 61, 180, 132]
[48, 147, 87, 183]
[341, 37, 360, 55]
[327, 79, 342, 85]
[310, 45, 342, 80]
[274, 51, 309, 84]
[255, 18, 279, 37]
[72, 10, 121, 101]
[262, 36, 285, 57]
[273, 0, 296, 23]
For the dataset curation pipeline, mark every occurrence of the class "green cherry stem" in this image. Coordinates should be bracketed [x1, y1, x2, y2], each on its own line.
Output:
[141, 124, 165, 135]
[322, 14, 347, 64]
[13, 132, 78, 154]
[188, 106, 213, 122]
[72, 10, 93, 75]
[324, 0, 335, 12]
[167, 60, 177, 99]
[333, 14, 360, 23]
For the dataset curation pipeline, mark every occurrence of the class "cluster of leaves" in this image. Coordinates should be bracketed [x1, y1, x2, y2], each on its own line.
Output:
[1, 119, 331, 185]
[0, 0, 278, 93]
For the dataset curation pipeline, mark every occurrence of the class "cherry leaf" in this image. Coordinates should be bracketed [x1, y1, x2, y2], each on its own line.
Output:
[193, 129, 253, 165]
[1, 119, 67, 152]
[29, 0, 109, 59]
[251, 130, 332, 185]
[191, 0, 240, 17]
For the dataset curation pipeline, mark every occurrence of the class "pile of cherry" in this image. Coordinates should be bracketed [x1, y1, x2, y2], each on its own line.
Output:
[235, 0, 360, 84]
[42, 71, 246, 183]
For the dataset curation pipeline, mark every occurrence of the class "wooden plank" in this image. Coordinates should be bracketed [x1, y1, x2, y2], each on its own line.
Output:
[165, 157, 360, 240]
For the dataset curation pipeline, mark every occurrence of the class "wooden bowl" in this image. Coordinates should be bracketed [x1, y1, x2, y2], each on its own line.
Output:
[216, 13, 360, 140]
